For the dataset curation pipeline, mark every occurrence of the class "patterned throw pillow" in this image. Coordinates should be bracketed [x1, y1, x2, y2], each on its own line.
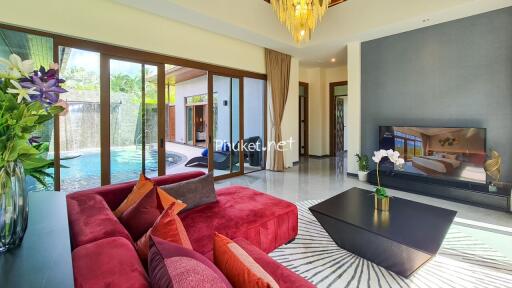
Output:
[214, 233, 279, 288]
[149, 236, 232, 288]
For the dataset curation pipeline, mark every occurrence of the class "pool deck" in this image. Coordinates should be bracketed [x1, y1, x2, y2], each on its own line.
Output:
[164, 142, 208, 174]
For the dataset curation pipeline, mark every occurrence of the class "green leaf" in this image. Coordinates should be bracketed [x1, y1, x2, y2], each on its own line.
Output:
[20, 155, 54, 170]
[27, 171, 53, 189]
[48, 105, 64, 115]
[18, 116, 38, 127]
[34, 142, 50, 153]
[17, 144, 40, 156]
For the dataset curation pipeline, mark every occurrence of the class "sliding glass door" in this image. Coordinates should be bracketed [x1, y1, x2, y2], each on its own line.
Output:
[109, 59, 160, 184]
[0, 24, 268, 192]
[209, 74, 242, 177]
[58, 47, 102, 191]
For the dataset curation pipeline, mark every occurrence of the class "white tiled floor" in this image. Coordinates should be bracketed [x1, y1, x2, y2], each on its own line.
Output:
[216, 156, 512, 230]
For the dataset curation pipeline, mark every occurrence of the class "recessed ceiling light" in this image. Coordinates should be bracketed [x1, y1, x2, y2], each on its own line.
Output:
[331, 58, 336, 62]
[422, 18, 430, 23]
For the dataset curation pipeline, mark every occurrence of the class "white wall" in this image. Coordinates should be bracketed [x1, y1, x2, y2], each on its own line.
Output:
[299, 65, 348, 156]
[347, 42, 362, 174]
[282, 57, 300, 168]
[211, 76, 232, 146]
[243, 78, 265, 140]
[0, 0, 265, 74]
[174, 76, 207, 143]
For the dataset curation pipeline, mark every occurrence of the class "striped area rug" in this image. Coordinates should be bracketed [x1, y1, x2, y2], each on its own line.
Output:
[269, 200, 512, 288]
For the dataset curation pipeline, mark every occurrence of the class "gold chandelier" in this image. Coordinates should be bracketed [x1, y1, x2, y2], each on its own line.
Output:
[270, 0, 329, 44]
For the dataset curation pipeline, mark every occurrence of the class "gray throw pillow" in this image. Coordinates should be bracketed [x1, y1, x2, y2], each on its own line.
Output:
[159, 173, 216, 211]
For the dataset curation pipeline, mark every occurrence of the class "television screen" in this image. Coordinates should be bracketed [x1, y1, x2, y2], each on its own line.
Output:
[379, 126, 486, 183]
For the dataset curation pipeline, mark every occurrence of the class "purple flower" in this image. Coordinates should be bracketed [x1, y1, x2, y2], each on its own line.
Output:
[28, 136, 41, 145]
[21, 75, 67, 105]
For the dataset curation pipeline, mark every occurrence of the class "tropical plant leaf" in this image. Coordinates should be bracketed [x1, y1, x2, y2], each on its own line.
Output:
[20, 155, 54, 170]
[27, 171, 53, 189]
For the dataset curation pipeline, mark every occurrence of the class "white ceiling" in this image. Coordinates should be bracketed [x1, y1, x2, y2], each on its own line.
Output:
[116, 0, 512, 66]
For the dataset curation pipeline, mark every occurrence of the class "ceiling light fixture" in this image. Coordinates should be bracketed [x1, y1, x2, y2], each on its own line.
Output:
[331, 58, 336, 62]
[270, 0, 330, 44]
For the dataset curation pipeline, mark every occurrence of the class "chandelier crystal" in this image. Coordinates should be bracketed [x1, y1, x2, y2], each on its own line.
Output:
[270, 0, 329, 44]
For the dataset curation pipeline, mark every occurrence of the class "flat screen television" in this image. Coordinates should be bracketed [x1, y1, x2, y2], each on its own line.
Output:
[379, 126, 486, 184]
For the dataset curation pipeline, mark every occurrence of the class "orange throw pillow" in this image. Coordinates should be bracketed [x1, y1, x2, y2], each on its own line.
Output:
[213, 233, 279, 288]
[156, 187, 187, 212]
[114, 173, 154, 217]
[136, 202, 191, 264]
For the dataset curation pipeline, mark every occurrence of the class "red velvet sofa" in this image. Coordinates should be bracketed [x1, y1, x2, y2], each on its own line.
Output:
[67, 171, 314, 288]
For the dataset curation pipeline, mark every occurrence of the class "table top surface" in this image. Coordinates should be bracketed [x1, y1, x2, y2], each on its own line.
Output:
[0, 192, 74, 288]
[309, 187, 457, 255]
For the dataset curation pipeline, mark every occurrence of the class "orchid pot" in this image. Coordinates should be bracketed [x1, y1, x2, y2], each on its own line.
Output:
[372, 149, 404, 212]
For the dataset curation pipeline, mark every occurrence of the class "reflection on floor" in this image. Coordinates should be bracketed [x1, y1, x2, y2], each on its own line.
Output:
[217, 156, 512, 259]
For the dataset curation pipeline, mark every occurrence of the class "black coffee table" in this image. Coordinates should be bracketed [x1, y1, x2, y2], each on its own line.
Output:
[309, 187, 456, 278]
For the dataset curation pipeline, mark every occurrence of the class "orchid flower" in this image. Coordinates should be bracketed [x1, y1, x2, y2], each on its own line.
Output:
[20, 75, 67, 105]
[372, 149, 387, 163]
[7, 80, 38, 103]
[0, 54, 33, 77]
[387, 150, 400, 164]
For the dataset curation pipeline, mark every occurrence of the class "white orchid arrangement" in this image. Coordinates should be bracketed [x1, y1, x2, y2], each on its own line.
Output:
[372, 149, 405, 198]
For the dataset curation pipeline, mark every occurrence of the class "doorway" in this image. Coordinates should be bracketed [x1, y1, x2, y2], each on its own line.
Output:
[299, 82, 309, 156]
[329, 81, 348, 156]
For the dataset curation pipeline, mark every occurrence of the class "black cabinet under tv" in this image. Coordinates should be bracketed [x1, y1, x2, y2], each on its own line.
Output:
[367, 170, 511, 212]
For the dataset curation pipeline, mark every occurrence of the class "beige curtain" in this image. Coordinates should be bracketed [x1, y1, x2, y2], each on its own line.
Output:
[265, 49, 291, 171]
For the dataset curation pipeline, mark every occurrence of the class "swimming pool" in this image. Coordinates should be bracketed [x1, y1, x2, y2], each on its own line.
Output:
[26, 147, 186, 193]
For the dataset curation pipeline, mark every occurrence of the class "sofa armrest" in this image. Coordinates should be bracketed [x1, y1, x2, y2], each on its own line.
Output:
[69, 171, 206, 210]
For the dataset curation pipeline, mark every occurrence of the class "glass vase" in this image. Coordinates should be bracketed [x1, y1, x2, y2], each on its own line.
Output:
[0, 161, 28, 254]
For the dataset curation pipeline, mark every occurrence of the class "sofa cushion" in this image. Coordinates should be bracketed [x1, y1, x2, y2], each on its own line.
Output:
[119, 186, 180, 241]
[180, 186, 298, 256]
[72, 237, 150, 288]
[136, 203, 192, 264]
[149, 236, 232, 288]
[214, 233, 279, 288]
[67, 193, 132, 249]
[160, 173, 217, 212]
[234, 238, 315, 288]
[113, 173, 154, 217]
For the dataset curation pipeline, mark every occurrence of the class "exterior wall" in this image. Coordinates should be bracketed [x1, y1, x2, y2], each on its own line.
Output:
[174, 76, 207, 144]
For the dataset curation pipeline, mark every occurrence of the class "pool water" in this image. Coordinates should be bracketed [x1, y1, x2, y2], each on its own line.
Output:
[26, 147, 185, 193]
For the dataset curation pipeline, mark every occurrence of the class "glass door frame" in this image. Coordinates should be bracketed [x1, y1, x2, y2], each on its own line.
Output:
[101, 55, 166, 185]
[207, 72, 245, 180]
[3, 21, 268, 191]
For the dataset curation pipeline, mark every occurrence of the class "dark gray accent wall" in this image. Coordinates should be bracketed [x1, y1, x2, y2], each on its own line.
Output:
[361, 7, 512, 181]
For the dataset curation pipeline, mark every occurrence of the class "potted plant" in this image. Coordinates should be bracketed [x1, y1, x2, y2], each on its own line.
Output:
[355, 153, 369, 182]
[372, 149, 404, 212]
[0, 54, 67, 253]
